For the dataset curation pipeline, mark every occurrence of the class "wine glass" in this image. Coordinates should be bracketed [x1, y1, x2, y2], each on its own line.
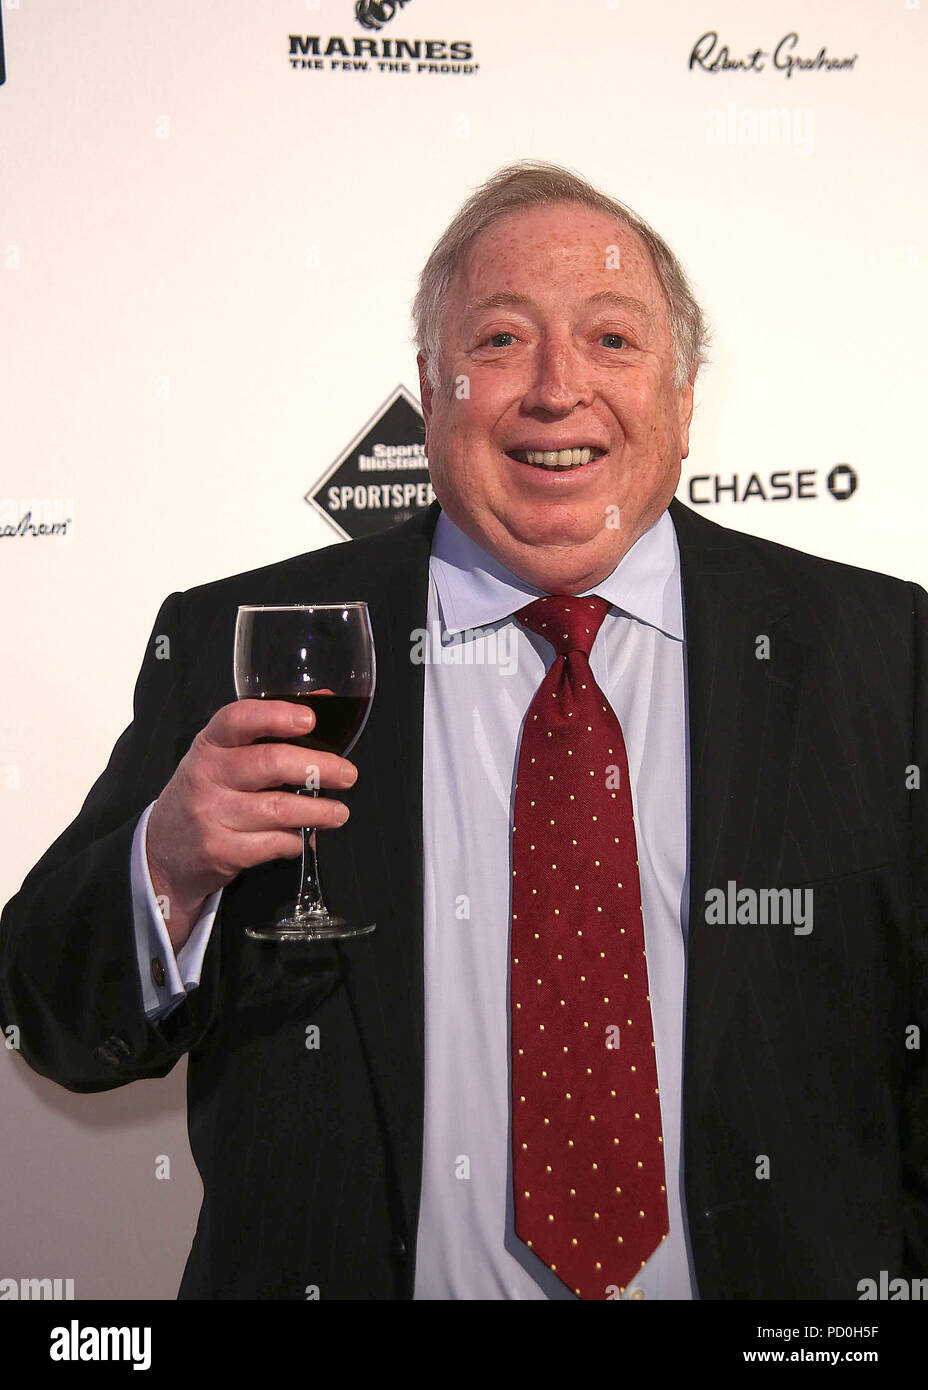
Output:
[233, 603, 376, 942]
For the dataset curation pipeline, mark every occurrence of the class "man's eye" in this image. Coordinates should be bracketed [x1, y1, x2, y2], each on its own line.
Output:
[486, 332, 515, 347]
[601, 333, 628, 349]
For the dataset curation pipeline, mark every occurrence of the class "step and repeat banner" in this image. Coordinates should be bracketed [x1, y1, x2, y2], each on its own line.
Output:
[1, 0, 925, 1299]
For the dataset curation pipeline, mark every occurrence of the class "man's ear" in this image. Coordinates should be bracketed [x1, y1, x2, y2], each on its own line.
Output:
[417, 352, 433, 433]
[678, 375, 696, 461]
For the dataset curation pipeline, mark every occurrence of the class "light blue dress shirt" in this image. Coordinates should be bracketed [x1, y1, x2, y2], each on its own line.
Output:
[131, 507, 696, 1300]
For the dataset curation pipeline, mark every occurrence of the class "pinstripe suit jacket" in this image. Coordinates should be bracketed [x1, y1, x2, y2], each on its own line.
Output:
[2, 497, 927, 1298]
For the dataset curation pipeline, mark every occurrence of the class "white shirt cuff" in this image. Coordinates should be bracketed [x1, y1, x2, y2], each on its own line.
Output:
[131, 801, 222, 1019]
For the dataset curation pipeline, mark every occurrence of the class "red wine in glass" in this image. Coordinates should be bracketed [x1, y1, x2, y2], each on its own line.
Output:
[233, 603, 375, 942]
[258, 691, 371, 758]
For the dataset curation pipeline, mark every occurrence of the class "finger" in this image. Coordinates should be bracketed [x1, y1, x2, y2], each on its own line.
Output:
[205, 699, 317, 749]
[222, 744, 358, 794]
[234, 830, 312, 870]
[215, 787, 351, 835]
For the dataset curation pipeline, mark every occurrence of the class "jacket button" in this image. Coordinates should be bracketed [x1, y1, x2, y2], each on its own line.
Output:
[391, 1236, 408, 1261]
[151, 957, 165, 987]
[94, 1035, 130, 1065]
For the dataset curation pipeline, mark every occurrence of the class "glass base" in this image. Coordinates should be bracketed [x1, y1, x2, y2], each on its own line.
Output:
[245, 911, 376, 943]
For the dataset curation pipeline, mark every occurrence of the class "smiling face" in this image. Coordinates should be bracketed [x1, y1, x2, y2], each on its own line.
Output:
[418, 202, 695, 593]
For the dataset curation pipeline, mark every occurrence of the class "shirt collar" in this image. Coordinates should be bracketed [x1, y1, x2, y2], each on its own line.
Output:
[429, 506, 684, 641]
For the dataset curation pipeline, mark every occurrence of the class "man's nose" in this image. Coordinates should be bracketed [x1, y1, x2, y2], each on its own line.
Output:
[521, 334, 594, 414]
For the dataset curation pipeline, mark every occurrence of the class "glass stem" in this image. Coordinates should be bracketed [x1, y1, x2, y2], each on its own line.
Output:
[295, 788, 327, 916]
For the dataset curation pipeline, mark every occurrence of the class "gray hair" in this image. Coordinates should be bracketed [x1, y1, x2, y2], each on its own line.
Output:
[412, 159, 710, 393]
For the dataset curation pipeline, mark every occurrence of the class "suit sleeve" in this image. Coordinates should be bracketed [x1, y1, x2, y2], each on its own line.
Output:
[0, 590, 224, 1093]
[903, 581, 928, 1274]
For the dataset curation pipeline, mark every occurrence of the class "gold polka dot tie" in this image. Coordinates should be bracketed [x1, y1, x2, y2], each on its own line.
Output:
[511, 594, 668, 1299]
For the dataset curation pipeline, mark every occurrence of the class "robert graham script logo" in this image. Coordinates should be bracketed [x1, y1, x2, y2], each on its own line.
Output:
[290, 0, 477, 75]
[690, 31, 858, 78]
[0, 500, 74, 540]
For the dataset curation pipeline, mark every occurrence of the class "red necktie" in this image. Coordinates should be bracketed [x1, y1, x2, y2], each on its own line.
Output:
[511, 594, 668, 1298]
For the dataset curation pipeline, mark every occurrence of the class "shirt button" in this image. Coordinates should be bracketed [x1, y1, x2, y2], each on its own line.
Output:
[151, 957, 165, 987]
[628, 1288, 646, 1300]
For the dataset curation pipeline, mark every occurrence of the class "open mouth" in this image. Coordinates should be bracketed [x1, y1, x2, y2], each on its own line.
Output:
[506, 446, 606, 471]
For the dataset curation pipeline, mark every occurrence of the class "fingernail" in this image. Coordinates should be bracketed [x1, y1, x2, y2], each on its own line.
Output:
[333, 803, 350, 825]
[340, 764, 358, 786]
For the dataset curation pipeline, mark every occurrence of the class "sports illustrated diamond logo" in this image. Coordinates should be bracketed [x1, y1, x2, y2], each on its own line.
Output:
[305, 385, 434, 541]
[826, 463, 858, 501]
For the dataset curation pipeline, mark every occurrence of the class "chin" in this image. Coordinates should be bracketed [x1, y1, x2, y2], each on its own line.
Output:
[504, 513, 605, 552]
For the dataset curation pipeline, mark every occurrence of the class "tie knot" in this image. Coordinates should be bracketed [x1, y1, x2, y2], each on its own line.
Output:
[516, 594, 610, 657]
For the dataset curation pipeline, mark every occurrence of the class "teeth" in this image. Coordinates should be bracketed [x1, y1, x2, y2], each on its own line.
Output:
[510, 447, 603, 469]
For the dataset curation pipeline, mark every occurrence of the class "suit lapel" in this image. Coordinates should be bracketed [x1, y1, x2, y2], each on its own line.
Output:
[669, 498, 810, 1097]
[321, 502, 440, 1257]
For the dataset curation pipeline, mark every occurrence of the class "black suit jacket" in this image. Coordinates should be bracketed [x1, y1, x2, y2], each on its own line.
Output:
[2, 498, 927, 1299]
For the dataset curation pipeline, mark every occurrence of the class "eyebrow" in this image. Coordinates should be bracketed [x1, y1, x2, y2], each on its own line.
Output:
[462, 289, 654, 326]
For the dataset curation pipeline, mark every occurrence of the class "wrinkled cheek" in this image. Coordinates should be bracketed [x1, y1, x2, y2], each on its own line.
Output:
[428, 432, 480, 509]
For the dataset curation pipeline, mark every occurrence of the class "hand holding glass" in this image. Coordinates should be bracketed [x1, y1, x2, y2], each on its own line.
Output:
[233, 603, 376, 942]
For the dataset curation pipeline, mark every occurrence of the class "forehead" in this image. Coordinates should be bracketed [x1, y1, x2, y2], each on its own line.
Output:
[455, 202, 665, 315]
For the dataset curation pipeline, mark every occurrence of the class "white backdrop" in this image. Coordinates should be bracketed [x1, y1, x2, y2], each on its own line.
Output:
[1, 0, 925, 1298]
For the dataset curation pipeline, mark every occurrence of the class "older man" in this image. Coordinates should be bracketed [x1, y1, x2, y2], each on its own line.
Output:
[2, 162, 926, 1301]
